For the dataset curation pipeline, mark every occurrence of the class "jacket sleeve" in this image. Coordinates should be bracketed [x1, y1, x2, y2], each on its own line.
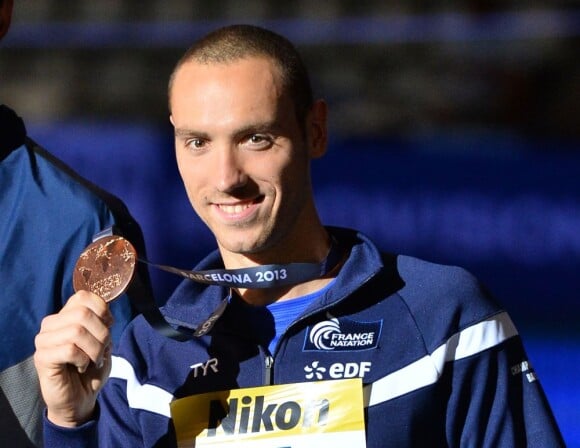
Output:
[444, 329, 565, 447]
[396, 257, 565, 447]
[96, 377, 148, 446]
[43, 409, 98, 448]
[42, 378, 146, 447]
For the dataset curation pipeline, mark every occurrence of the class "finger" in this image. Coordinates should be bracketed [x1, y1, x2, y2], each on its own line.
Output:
[36, 320, 111, 366]
[34, 337, 95, 374]
[34, 327, 113, 377]
[40, 305, 112, 342]
[62, 290, 114, 326]
[40, 291, 113, 336]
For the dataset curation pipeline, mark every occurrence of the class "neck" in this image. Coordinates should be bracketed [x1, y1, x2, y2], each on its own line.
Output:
[226, 228, 344, 306]
[237, 276, 336, 306]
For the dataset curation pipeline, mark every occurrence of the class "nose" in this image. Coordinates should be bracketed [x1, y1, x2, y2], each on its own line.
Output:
[215, 146, 247, 193]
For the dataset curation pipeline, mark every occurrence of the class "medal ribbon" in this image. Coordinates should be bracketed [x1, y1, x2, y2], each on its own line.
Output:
[92, 227, 343, 340]
[139, 248, 342, 289]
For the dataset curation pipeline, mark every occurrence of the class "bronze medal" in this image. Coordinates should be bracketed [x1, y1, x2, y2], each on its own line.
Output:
[73, 235, 137, 303]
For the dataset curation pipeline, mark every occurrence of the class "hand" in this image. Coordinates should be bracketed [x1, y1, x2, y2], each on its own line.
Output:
[34, 290, 113, 427]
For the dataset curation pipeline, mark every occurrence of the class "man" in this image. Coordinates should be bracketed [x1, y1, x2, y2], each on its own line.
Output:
[0, 1, 151, 446]
[34, 24, 564, 447]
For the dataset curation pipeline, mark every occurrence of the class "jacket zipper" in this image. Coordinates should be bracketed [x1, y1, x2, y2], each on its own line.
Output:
[262, 264, 379, 386]
[264, 355, 274, 386]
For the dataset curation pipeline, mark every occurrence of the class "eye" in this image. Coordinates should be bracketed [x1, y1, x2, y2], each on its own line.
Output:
[250, 135, 265, 144]
[243, 133, 274, 150]
[185, 138, 206, 151]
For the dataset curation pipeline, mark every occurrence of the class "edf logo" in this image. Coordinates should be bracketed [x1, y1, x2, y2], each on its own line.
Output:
[304, 361, 372, 380]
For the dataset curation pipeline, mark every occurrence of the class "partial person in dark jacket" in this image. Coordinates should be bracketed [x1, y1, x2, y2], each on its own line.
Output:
[34, 24, 565, 447]
[0, 1, 151, 446]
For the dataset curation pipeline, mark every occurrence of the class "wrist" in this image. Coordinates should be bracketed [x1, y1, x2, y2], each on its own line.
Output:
[47, 403, 97, 428]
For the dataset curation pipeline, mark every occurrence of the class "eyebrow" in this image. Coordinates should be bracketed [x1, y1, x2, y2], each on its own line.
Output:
[173, 128, 208, 139]
[234, 120, 282, 137]
[174, 120, 283, 140]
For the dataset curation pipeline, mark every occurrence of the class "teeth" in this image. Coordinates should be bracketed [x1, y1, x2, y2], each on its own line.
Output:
[219, 203, 250, 214]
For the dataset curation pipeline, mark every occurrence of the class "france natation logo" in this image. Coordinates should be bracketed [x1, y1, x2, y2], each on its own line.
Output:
[303, 316, 382, 352]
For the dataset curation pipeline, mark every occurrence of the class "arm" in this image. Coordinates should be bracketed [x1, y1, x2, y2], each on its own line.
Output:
[444, 329, 565, 447]
[395, 257, 564, 446]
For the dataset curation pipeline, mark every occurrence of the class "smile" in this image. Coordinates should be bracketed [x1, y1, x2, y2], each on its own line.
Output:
[217, 202, 254, 214]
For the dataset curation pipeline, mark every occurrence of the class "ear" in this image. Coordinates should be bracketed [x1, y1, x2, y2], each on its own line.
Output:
[0, 0, 13, 40]
[307, 99, 328, 159]
[169, 115, 175, 126]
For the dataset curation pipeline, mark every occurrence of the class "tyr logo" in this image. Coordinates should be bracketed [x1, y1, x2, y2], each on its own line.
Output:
[190, 358, 219, 378]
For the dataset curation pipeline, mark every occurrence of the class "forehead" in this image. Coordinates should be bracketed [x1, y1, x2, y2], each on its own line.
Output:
[170, 56, 284, 110]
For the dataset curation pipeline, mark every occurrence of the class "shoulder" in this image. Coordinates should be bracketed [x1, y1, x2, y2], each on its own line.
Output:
[397, 254, 488, 304]
[394, 254, 505, 351]
[27, 139, 128, 215]
[22, 139, 145, 247]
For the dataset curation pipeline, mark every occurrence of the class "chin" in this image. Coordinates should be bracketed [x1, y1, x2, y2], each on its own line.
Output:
[225, 237, 275, 257]
[218, 236, 259, 254]
[215, 224, 276, 255]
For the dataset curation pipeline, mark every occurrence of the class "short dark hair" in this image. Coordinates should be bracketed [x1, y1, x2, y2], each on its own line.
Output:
[168, 24, 313, 124]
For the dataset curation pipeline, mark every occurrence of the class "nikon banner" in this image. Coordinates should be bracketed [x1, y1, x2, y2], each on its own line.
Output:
[171, 378, 366, 447]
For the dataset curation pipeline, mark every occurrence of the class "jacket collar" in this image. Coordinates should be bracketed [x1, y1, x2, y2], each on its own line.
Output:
[160, 227, 386, 331]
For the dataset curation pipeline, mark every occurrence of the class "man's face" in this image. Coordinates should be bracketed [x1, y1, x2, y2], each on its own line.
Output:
[169, 56, 325, 259]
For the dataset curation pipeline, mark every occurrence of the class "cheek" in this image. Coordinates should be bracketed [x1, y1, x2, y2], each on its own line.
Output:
[176, 150, 198, 182]
[175, 150, 187, 178]
[279, 153, 309, 185]
[176, 160, 202, 200]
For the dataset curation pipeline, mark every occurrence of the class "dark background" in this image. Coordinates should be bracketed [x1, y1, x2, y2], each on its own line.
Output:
[1, 1, 578, 445]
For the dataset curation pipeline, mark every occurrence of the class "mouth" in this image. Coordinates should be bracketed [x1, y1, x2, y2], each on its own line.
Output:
[217, 202, 254, 214]
[213, 196, 264, 221]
